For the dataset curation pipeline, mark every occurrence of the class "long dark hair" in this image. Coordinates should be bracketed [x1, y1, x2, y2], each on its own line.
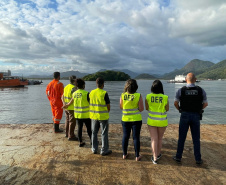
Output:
[151, 80, 164, 94]
[124, 79, 138, 93]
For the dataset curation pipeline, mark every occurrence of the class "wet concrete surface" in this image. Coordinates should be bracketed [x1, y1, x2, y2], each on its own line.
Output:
[0, 123, 225, 185]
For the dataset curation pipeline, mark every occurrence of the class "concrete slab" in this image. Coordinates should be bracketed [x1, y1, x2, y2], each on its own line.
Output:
[0, 124, 225, 185]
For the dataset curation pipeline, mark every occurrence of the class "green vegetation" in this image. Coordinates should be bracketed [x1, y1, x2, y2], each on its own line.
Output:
[83, 70, 130, 81]
[163, 59, 214, 79]
[135, 73, 156, 79]
[197, 60, 226, 79]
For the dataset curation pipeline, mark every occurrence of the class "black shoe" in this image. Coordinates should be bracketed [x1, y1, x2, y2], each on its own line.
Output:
[101, 150, 112, 156]
[157, 154, 162, 160]
[79, 142, 86, 147]
[173, 156, 181, 163]
[151, 156, 158, 164]
[68, 137, 78, 141]
[65, 135, 68, 138]
[92, 151, 97, 154]
[54, 123, 63, 133]
[196, 160, 203, 165]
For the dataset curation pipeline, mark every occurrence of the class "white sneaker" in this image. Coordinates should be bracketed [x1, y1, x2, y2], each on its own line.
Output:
[151, 156, 158, 164]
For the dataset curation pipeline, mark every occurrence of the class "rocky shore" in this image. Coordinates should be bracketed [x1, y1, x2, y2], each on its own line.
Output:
[0, 123, 225, 185]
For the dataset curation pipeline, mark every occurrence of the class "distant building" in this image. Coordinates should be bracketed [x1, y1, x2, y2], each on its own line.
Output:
[0, 70, 11, 77]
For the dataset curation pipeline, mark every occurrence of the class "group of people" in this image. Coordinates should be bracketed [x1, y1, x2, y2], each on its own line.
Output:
[46, 72, 208, 165]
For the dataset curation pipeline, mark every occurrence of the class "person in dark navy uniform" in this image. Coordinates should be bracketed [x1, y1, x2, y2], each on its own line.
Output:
[173, 73, 208, 165]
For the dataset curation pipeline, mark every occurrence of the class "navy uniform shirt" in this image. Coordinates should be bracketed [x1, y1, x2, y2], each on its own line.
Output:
[175, 84, 208, 103]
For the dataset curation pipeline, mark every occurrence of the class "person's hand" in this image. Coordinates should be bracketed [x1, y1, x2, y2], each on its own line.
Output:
[62, 104, 68, 109]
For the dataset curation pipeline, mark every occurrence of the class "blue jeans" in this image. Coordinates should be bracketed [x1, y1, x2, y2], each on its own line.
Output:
[91, 119, 109, 154]
[176, 112, 201, 161]
[122, 121, 142, 157]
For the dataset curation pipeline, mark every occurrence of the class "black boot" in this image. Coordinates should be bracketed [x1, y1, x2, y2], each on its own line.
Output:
[54, 123, 63, 133]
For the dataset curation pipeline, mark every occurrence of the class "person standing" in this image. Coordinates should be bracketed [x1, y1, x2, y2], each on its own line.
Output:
[73, 79, 92, 147]
[145, 80, 169, 164]
[46, 72, 64, 133]
[64, 78, 92, 147]
[62, 75, 77, 141]
[90, 77, 112, 156]
[173, 73, 208, 165]
[120, 79, 144, 161]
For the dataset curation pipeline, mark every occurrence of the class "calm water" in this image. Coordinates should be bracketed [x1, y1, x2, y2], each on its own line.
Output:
[0, 80, 225, 124]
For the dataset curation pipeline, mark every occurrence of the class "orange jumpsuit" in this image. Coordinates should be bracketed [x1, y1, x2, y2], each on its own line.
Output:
[46, 79, 64, 124]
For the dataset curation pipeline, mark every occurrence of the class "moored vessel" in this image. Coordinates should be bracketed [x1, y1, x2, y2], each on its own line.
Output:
[167, 75, 200, 83]
[0, 70, 28, 87]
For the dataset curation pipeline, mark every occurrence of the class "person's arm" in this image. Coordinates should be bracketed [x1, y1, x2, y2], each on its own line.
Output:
[202, 89, 208, 109]
[87, 92, 90, 103]
[107, 104, 110, 112]
[120, 96, 123, 110]
[104, 93, 111, 112]
[46, 83, 50, 100]
[62, 98, 74, 109]
[145, 98, 149, 111]
[61, 93, 65, 105]
[138, 95, 144, 112]
[203, 102, 208, 109]
[174, 88, 181, 111]
[174, 101, 180, 111]
[165, 100, 169, 112]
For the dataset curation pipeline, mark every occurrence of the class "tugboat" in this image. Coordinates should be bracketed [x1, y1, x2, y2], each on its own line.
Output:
[0, 70, 28, 87]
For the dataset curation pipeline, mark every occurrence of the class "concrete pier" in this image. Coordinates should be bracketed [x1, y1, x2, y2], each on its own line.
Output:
[0, 124, 225, 185]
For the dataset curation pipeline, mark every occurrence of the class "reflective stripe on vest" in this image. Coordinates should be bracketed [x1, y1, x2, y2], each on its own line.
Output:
[146, 93, 168, 127]
[64, 84, 75, 110]
[73, 89, 90, 119]
[121, 92, 142, 122]
[74, 106, 89, 109]
[148, 111, 167, 115]
[148, 116, 167, 120]
[90, 104, 107, 107]
[74, 110, 89, 113]
[90, 110, 109, 113]
[89, 88, 109, 120]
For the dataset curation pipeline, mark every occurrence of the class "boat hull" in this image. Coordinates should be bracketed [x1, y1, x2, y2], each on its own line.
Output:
[0, 79, 24, 87]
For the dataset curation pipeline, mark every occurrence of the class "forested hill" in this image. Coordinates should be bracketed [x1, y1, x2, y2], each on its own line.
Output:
[135, 73, 156, 79]
[82, 70, 130, 81]
[163, 59, 214, 79]
[197, 60, 226, 79]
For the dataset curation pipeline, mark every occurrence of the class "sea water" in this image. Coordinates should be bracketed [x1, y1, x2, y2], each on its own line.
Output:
[0, 80, 225, 124]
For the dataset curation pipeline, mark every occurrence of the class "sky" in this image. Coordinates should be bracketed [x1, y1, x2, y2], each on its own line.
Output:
[0, 0, 226, 76]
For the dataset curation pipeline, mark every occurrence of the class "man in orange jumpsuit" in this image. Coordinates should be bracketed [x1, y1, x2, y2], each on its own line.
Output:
[46, 72, 64, 133]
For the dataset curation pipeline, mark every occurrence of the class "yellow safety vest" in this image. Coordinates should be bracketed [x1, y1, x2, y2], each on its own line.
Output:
[73, 89, 89, 119]
[64, 84, 76, 110]
[121, 92, 142, 122]
[146, 93, 168, 127]
[89, 88, 109, 120]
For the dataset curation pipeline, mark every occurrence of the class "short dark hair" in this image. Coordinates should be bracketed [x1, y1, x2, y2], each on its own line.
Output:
[76, 78, 85, 89]
[96, 77, 104, 88]
[53, 72, 60, 79]
[124, 79, 138, 94]
[69, 75, 76, 84]
[151, 80, 164, 94]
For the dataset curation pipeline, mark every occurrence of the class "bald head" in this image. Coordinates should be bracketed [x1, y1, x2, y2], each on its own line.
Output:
[186, 73, 196, 84]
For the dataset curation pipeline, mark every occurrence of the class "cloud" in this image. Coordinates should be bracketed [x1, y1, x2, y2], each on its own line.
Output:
[0, 0, 225, 76]
[169, 0, 226, 46]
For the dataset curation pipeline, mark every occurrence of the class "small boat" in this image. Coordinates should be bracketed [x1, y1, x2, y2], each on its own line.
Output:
[0, 71, 28, 87]
[28, 80, 43, 85]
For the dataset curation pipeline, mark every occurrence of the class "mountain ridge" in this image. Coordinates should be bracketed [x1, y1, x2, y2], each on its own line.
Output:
[24, 59, 226, 80]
